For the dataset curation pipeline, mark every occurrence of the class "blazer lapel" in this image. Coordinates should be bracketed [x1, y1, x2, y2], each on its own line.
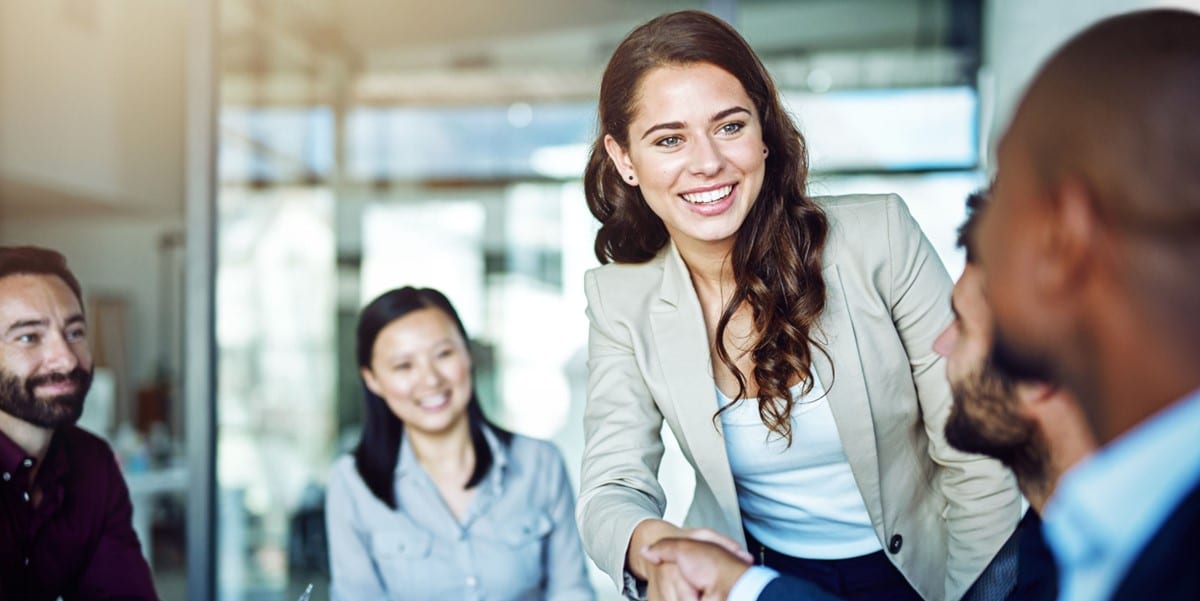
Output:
[648, 243, 741, 526]
[813, 264, 884, 524]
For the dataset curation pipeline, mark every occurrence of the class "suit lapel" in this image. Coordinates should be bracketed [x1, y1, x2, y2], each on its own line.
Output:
[644, 247, 884, 530]
[648, 243, 741, 525]
[813, 265, 884, 523]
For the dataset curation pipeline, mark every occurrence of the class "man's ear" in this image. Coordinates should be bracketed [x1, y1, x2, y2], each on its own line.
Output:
[1015, 381, 1057, 405]
[1045, 177, 1101, 291]
[1013, 381, 1059, 420]
[604, 134, 638, 187]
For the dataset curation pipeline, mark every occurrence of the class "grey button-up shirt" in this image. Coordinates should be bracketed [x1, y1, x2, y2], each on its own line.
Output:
[327, 429, 595, 601]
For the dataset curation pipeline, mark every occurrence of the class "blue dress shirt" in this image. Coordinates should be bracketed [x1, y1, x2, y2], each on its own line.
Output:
[326, 428, 595, 601]
[1042, 388, 1200, 601]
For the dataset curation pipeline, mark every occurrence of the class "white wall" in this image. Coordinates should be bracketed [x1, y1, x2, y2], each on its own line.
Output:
[0, 0, 188, 433]
[983, 0, 1200, 167]
[0, 0, 185, 215]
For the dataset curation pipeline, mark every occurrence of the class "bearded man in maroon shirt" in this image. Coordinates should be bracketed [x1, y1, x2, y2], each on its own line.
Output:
[0, 246, 158, 600]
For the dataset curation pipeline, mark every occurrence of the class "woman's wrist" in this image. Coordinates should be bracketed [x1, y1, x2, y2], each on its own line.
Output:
[626, 519, 682, 579]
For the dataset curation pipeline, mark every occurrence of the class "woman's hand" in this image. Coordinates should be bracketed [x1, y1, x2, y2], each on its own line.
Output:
[628, 519, 753, 600]
[646, 560, 699, 601]
[642, 538, 754, 601]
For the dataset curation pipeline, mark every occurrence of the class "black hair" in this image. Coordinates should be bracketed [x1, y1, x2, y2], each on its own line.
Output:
[353, 286, 512, 509]
[957, 189, 988, 264]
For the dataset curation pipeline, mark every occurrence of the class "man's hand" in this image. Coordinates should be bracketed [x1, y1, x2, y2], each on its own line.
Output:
[642, 538, 754, 601]
[645, 559, 702, 601]
[628, 521, 751, 576]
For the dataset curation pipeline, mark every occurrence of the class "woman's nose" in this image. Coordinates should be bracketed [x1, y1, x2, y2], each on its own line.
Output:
[419, 361, 444, 387]
[688, 135, 725, 176]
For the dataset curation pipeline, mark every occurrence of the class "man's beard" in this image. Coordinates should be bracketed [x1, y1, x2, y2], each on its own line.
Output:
[991, 326, 1055, 383]
[0, 366, 92, 429]
[945, 353, 1048, 483]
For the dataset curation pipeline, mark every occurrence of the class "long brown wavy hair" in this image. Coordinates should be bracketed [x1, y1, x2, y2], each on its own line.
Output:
[584, 10, 830, 444]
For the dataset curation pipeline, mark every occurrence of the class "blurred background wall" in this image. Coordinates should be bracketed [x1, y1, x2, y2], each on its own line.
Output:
[2, 1, 1196, 599]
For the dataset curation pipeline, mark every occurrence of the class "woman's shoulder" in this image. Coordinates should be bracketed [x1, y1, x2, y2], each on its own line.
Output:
[333, 453, 357, 470]
[808, 193, 921, 257]
[583, 247, 670, 318]
[329, 454, 368, 491]
[499, 434, 568, 479]
[810, 192, 908, 227]
[326, 454, 374, 517]
[585, 247, 669, 288]
[505, 433, 566, 466]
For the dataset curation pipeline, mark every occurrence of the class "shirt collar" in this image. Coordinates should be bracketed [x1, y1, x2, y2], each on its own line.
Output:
[0, 427, 71, 496]
[395, 423, 509, 496]
[1043, 387, 1200, 580]
[486, 426, 509, 496]
[0, 429, 30, 476]
[0, 428, 43, 481]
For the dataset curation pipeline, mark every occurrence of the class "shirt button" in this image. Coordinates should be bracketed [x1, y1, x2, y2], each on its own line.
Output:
[22, 491, 30, 502]
[23, 557, 29, 566]
[466, 576, 477, 587]
[888, 534, 903, 554]
[22, 459, 32, 468]
[2, 472, 9, 481]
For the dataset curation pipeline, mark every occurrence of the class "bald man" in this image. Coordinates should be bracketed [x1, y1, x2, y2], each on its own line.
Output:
[978, 9, 1200, 601]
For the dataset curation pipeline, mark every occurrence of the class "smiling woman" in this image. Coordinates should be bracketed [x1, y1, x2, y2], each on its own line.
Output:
[324, 286, 595, 601]
[576, 10, 1021, 601]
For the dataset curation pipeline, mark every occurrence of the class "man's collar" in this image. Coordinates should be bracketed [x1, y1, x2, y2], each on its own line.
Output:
[0, 410, 55, 462]
[0, 425, 68, 486]
[1042, 389, 1200, 584]
[0, 427, 33, 478]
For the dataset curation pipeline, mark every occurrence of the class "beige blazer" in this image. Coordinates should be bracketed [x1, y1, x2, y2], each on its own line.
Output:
[576, 194, 1021, 601]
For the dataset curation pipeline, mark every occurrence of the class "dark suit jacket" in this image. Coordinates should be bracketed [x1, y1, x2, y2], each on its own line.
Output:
[1110, 478, 1200, 601]
[1010, 510, 1056, 601]
[758, 574, 845, 601]
[967, 508, 1058, 601]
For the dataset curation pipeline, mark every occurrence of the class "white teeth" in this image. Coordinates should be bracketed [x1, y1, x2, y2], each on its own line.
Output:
[419, 393, 449, 408]
[681, 185, 733, 204]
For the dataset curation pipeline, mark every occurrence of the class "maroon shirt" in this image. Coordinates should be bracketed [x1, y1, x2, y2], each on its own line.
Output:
[0, 425, 158, 600]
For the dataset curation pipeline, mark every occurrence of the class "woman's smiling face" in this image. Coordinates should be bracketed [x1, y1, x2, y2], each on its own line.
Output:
[360, 307, 473, 437]
[604, 62, 767, 253]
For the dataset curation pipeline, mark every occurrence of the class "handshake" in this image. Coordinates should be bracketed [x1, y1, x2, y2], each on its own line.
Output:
[638, 531, 757, 601]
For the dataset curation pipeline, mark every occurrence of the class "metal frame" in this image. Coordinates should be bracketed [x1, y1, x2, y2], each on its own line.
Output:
[185, 0, 218, 598]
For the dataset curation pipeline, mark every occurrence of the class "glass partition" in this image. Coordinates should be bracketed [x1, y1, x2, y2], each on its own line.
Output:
[214, 2, 985, 598]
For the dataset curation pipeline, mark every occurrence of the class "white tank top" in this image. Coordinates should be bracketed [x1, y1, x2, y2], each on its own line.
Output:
[717, 372, 882, 559]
